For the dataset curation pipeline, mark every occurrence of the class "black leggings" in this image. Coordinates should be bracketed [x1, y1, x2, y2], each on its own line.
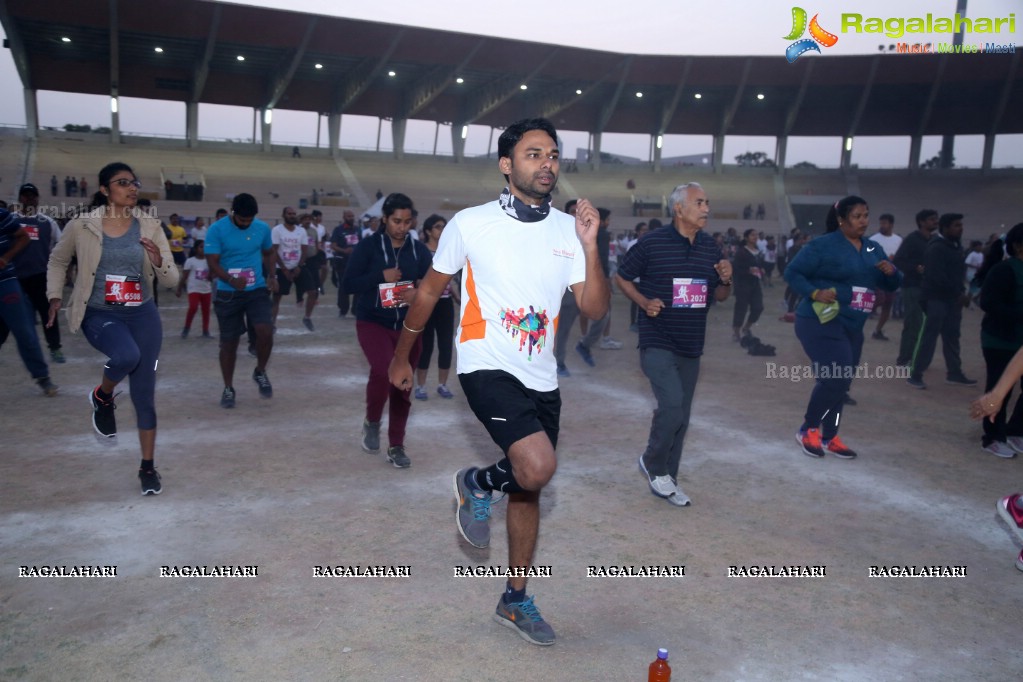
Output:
[732, 284, 763, 329]
[418, 297, 454, 371]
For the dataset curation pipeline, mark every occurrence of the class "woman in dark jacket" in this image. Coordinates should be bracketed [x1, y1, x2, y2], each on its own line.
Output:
[732, 228, 764, 341]
[978, 224, 1023, 458]
[343, 193, 432, 469]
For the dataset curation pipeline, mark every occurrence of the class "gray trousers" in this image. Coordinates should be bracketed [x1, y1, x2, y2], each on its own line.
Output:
[639, 347, 701, 479]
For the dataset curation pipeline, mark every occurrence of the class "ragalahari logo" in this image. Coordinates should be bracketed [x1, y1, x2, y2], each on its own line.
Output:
[784, 7, 839, 62]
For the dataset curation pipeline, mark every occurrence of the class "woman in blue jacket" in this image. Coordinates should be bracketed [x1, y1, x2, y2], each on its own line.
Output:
[785, 195, 902, 459]
[343, 193, 432, 469]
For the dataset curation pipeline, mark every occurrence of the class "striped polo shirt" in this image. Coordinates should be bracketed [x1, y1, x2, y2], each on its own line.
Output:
[617, 225, 724, 357]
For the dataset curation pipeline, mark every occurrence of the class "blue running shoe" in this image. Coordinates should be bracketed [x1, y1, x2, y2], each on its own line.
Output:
[494, 595, 556, 646]
[453, 468, 491, 548]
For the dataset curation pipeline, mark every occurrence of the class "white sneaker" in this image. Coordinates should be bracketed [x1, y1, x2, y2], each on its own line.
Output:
[983, 441, 1017, 459]
[1007, 436, 1023, 454]
[648, 475, 676, 497]
[600, 337, 624, 350]
[670, 480, 692, 507]
[649, 475, 691, 506]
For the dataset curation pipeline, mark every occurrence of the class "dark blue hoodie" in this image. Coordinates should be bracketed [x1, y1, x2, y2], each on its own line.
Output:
[343, 229, 432, 330]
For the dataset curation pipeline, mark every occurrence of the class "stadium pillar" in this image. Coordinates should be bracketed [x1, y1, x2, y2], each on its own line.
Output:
[982, 134, 995, 172]
[260, 109, 272, 152]
[23, 89, 38, 140]
[392, 118, 406, 160]
[908, 135, 922, 172]
[111, 106, 120, 145]
[840, 143, 852, 173]
[451, 126, 465, 163]
[591, 133, 602, 170]
[186, 102, 199, 148]
[328, 114, 340, 158]
[939, 134, 955, 169]
[775, 136, 787, 170]
[652, 138, 662, 173]
[712, 135, 724, 174]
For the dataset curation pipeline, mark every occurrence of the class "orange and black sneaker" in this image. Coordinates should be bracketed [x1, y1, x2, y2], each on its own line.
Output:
[796, 428, 825, 458]
[824, 435, 858, 459]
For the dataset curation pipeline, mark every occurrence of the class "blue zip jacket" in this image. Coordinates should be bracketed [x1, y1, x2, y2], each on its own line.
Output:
[785, 230, 903, 331]
[343, 230, 432, 330]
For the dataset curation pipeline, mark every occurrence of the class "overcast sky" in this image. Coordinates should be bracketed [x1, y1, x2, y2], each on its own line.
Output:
[0, 0, 1020, 166]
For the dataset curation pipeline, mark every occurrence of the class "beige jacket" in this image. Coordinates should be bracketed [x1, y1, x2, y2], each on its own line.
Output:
[46, 208, 178, 333]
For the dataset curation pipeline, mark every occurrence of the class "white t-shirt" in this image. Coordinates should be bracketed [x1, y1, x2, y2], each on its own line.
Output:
[183, 256, 212, 295]
[432, 201, 588, 392]
[191, 226, 208, 245]
[867, 232, 903, 259]
[965, 250, 984, 281]
[272, 224, 308, 269]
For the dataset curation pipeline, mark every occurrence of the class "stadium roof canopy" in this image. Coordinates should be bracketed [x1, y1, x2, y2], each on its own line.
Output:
[2, 0, 1021, 140]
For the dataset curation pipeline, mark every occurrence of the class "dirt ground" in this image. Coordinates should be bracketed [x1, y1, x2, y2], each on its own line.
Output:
[1, 280, 1020, 681]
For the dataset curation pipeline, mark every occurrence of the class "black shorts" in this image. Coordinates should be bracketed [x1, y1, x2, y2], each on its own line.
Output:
[275, 268, 314, 296]
[172, 251, 187, 266]
[458, 369, 561, 453]
[213, 288, 272, 340]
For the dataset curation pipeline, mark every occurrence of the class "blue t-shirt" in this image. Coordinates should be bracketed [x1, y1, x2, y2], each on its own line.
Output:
[204, 216, 272, 292]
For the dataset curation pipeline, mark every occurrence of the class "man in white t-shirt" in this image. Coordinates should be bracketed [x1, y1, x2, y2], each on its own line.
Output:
[270, 206, 309, 326]
[388, 118, 608, 647]
[867, 213, 903, 340]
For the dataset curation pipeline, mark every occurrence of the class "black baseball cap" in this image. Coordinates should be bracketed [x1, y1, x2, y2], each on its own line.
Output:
[18, 183, 39, 196]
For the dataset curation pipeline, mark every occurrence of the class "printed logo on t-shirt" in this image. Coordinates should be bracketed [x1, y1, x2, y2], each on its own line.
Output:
[672, 278, 708, 308]
[500, 305, 549, 361]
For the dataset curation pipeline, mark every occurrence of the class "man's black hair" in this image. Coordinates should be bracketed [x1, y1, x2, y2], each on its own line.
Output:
[938, 213, 963, 232]
[232, 193, 258, 218]
[915, 209, 938, 227]
[497, 118, 558, 161]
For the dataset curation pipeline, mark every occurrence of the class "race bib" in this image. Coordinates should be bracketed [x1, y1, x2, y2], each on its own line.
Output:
[23, 225, 40, 240]
[345, 233, 359, 246]
[850, 286, 876, 313]
[282, 248, 300, 266]
[194, 268, 210, 281]
[171, 239, 182, 248]
[228, 268, 256, 287]
[105, 275, 143, 306]
[379, 280, 414, 308]
[672, 278, 708, 308]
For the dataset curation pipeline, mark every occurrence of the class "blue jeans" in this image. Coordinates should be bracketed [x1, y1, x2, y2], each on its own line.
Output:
[0, 277, 49, 380]
[81, 301, 163, 430]
[794, 315, 864, 439]
[639, 347, 701, 479]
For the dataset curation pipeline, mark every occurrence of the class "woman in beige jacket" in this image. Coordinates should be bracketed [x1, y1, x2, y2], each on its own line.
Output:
[46, 162, 178, 495]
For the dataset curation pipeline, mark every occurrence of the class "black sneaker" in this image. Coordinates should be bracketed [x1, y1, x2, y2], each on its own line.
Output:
[253, 369, 273, 398]
[946, 374, 978, 386]
[37, 377, 59, 397]
[220, 386, 236, 408]
[387, 445, 411, 468]
[89, 387, 117, 437]
[362, 419, 381, 453]
[871, 330, 889, 341]
[139, 467, 162, 495]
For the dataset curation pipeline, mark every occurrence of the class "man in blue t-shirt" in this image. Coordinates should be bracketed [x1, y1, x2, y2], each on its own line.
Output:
[205, 193, 278, 408]
[0, 208, 57, 395]
[616, 182, 732, 507]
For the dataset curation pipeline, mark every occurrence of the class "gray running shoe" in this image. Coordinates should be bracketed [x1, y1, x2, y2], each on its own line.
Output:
[139, 467, 162, 495]
[220, 386, 236, 409]
[387, 445, 411, 468]
[362, 420, 381, 453]
[252, 369, 273, 398]
[453, 468, 491, 548]
[493, 595, 556, 646]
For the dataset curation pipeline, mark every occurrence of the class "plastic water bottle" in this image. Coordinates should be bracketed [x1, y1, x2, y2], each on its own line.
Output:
[648, 648, 671, 681]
